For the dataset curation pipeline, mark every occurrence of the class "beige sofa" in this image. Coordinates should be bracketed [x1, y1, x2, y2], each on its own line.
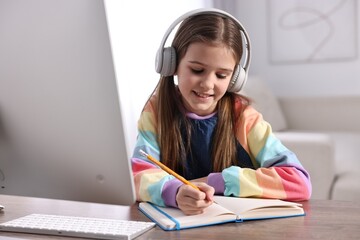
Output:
[243, 77, 360, 200]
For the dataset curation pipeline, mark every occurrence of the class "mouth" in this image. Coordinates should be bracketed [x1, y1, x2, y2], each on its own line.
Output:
[193, 91, 214, 98]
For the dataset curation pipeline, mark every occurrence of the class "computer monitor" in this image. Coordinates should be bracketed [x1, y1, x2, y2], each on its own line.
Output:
[0, 0, 136, 205]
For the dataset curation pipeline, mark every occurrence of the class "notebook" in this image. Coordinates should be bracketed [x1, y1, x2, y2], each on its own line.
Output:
[139, 196, 305, 230]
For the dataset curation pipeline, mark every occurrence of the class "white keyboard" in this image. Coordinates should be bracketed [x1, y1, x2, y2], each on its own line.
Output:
[0, 213, 156, 240]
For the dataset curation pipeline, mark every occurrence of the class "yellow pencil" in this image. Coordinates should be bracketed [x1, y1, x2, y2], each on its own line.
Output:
[139, 149, 200, 191]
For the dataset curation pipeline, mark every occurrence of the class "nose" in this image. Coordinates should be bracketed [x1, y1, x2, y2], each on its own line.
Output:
[199, 73, 216, 90]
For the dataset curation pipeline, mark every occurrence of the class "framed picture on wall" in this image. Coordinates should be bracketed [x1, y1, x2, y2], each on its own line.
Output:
[268, 0, 358, 64]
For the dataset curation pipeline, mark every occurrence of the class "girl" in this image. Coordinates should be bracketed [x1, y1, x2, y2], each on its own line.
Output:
[131, 9, 312, 215]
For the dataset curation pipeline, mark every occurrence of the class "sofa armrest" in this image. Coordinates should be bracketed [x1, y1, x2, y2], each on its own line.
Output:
[275, 131, 335, 200]
[278, 96, 360, 131]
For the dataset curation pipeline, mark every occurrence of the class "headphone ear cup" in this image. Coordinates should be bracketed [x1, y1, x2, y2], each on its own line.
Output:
[228, 65, 247, 93]
[158, 47, 177, 76]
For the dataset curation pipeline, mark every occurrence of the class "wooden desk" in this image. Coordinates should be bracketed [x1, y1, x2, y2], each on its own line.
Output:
[1, 194, 360, 240]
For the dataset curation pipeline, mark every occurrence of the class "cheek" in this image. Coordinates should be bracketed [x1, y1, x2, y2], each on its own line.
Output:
[177, 77, 191, 96]
[218, 79, 232, 94]
[177, 71, 196, 89]
[176, 74, 187, 92]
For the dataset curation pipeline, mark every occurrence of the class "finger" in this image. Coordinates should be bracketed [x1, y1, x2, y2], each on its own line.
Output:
[177, 201, 209, 215]
[180, 197, 212, 209]
[176, 184, 214, 215]
[193, 183, 215, 201]
[177, 194, 213, 210]
[181, 185, 207, 200]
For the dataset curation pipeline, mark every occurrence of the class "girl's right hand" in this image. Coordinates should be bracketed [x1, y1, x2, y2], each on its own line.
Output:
[176, 182, 214, 215]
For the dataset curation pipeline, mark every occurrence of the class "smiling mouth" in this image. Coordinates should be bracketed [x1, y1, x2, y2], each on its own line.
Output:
[194, 91, 214, 98]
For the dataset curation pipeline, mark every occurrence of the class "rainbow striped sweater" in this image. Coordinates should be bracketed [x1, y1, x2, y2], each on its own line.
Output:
[131, 95, 312, 208]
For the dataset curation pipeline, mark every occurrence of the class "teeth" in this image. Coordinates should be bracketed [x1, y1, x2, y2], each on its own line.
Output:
[196, 92, 211, 97]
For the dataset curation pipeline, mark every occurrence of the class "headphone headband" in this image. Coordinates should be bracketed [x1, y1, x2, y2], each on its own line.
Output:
[155, 8, 251, 92]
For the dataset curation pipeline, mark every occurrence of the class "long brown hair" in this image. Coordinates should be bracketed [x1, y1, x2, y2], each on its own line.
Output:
[152, 13, 250, 174]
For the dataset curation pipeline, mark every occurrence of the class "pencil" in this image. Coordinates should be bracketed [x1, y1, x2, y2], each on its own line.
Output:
[139, 149, 200, 191]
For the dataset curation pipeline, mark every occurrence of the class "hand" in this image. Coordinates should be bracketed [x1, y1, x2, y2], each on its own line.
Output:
[176, 182, 215, 215]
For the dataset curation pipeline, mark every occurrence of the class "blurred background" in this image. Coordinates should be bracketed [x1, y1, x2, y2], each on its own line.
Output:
[1, 0, 359, 200]
[1, 0, 359, 150]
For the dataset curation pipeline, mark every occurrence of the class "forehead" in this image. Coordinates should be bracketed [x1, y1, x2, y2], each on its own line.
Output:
[182, 42, 236, 68]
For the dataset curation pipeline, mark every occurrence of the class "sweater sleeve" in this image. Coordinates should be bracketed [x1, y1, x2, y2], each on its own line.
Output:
[131, 96, 181, 207]
[207, 103, 312, 201]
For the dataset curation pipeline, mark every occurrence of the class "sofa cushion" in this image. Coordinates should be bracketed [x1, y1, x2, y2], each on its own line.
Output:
[327, 132, 360, 200]
[331, 173, 360, 201]
[275, 131, 335, 200]
[241, 76, 287, 131]
[278, 96, 360, 131]
[326, 132, 360, 175]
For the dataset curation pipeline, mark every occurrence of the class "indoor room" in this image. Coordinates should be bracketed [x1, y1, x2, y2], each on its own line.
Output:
[1, 0, 359, 239]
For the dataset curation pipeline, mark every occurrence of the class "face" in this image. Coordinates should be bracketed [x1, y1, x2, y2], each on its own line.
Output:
[176, 42, 236, 116]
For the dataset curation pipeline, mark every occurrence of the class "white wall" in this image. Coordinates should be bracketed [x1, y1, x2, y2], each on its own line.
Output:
[104, 0, 212, 149]
[217, 0, 360, 97]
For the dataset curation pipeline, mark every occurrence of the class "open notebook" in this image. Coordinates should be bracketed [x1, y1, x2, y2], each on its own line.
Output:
[139, 196, 304, 230]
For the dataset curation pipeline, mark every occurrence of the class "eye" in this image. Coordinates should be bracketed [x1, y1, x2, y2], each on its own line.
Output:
[216, 73, 228, 79]
[191, 68, 203, 74]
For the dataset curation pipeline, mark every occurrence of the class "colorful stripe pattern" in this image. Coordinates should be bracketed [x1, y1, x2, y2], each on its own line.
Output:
[131, 96, 312, 207]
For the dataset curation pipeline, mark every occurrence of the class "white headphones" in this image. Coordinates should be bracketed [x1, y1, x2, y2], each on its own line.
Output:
[155, 8, 251, 93]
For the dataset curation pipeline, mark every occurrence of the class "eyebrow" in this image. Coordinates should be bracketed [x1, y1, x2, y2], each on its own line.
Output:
[188, 60, 233, 73]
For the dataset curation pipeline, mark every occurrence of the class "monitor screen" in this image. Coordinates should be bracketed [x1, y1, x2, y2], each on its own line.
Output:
[0, 0, 136, 206]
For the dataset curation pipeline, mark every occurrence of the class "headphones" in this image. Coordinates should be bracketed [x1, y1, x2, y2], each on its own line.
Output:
[155, 8, 251, 93]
